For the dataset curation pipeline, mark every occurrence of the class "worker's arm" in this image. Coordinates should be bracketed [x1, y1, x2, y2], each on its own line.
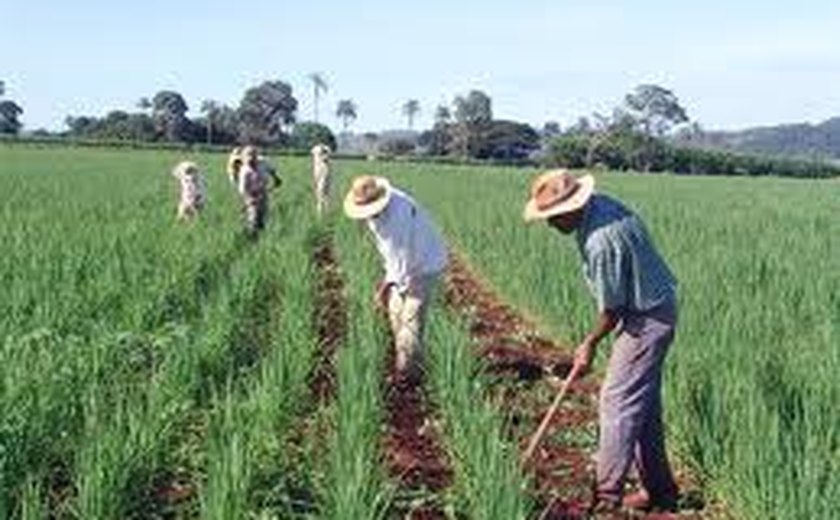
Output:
[572, 308, 620, 376]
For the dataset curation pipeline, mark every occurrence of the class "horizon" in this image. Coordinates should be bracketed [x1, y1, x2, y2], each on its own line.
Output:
[3, 0, 840, 134]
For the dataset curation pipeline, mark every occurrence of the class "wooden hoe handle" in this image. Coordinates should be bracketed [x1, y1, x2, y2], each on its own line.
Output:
[521, 364, 582, 464]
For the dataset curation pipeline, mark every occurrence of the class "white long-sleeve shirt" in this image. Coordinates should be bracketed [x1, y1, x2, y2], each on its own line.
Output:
[367, 188, 448, 292]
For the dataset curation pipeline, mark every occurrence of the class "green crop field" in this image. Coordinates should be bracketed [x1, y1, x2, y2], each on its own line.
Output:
[1, 145, 837, 519]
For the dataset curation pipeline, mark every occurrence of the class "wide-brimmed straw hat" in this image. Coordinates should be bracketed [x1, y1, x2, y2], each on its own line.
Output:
[241, 146, 259, 160]
[172, 161, 199, 179]
[227, 147, 243, 176]
[523, 170, 595, 221]
[343, 175, 392, 220]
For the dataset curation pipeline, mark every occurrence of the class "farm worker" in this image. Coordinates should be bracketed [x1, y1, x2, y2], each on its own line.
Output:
[171, 160, 206, 221]
[311, 142, 332, 216]
[237, 146, 280, 237]
[523, 170, 679, 514]
[226, 146, 243, 185]
[343, 175, 448, 383]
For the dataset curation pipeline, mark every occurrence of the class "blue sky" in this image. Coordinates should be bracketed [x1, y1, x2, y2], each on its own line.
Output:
[3, 0, 840, 133]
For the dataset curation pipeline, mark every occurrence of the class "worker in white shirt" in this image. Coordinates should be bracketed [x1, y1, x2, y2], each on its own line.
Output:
[311, 142, 332, 217]
[343, 175, 449, 383]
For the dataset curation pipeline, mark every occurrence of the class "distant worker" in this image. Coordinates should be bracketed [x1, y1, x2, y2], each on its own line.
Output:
[311, 142, 332, 216]
[523, 170, 680, 514]
[226, 146, 243, 185]
[237, 146, 280, 237]
[343, 175, 448, 384]
[171, 160, 206, 221]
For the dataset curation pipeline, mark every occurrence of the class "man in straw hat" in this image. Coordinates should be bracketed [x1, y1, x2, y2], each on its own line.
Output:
[524, 170, 679, 514]
[237, 145, 281, 237]
[171, 160, 206, 221]
[227, 146, 243, 185]
[344, 175, 448, 383]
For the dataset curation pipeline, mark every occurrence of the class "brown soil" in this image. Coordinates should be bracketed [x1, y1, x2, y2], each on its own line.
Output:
[309, 235, 346, 401]
[444, 254, 707, 519]
[382, 349, 453, 518]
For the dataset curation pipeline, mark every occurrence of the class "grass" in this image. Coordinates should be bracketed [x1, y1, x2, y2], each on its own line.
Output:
[347, 161, 839, 520]
[1, 144, 836, 519]
[0, 146, 323, 518]
[425, 309, 531, 519]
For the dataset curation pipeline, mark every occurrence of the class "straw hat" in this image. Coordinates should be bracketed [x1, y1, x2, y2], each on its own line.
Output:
[523, 170, 595, 221]
[311, 143, 331, 156]
[172, 161, 199, 179]
[343, 175, 392, 220]
[241, 146, 259, 161]
[227, 147, 242, 176]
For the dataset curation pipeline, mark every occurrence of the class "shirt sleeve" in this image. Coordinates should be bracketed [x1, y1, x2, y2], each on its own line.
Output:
[585, 240, 627, 312]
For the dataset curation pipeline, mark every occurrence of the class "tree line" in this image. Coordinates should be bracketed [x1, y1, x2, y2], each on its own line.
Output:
[3, 75, 837, 177]
[541, 84, 839, 178]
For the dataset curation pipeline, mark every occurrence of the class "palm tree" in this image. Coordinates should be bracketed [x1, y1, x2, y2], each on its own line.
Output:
[402, 99, 420, 130]
[335, 99, 358, 132]
[308, 73, 328, 123]
[201, 99, 221, 145]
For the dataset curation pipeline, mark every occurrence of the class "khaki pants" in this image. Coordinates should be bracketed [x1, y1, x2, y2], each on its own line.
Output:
[387, 272, 439, 375]
[313, 167, 330, 216]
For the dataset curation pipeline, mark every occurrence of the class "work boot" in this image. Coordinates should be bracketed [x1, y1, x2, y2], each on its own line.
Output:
[622, 489, 677, 512]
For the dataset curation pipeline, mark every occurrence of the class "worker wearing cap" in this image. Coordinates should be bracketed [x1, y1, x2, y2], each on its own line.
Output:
[524, 170, 679, 514]
[344, 175, 448, 383]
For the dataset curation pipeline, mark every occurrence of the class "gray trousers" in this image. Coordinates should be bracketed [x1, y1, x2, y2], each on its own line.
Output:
[596, 301, 678, 503]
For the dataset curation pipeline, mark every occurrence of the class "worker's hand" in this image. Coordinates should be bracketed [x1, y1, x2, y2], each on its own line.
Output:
[374, 280, 393, 311]
[572, 339, 596, 377]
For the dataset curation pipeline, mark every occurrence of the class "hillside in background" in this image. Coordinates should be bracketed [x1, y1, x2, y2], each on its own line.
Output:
[684, 117, 840, 159]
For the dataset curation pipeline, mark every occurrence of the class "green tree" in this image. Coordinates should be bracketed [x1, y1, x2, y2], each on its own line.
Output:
[237, 80, 298, 145]
[542, 121, 561, 138]
[474, 120, 540, 160]
[0, 100, 23, 135]
[151, 90, 189, 142]
[308, 72, 328, 123]
[291, 121, 336, 151]
[402, 99, 420, 129]
[335, 99, 358, 131]
[452, 90, 492, 157]
[624, 84, 688, 138]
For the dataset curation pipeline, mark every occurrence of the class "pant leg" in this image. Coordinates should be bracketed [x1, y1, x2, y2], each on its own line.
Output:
[255, 196, 267, 230]
[596, 302, 677, 504]
[315, 175, 328, 216]
[387, 285, 405, 352]
[245, 195, 267, 233]
[393, 273, 438, 373]
[633, 304, 678, 500]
